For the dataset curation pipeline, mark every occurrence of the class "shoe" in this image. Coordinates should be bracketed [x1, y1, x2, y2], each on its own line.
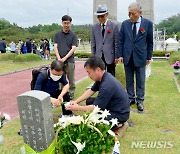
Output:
[130, 100, 136, 106]
[113, 122, 129, 138]
[137, 102, 144, 111]
[18, 129, 23, 136]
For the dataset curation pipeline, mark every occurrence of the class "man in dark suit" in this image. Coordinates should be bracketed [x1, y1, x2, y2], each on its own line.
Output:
[118, 2, 153, 111]
[66, 56, 130, 133]
[91, 4, 119, 76]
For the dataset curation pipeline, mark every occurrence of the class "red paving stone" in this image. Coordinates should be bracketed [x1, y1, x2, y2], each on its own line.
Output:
[0, 61, 87, 120]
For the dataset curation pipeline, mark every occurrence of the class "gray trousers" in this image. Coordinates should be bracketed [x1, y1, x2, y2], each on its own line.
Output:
[64, 62, 75, 94]
[124, 58, 145, 103]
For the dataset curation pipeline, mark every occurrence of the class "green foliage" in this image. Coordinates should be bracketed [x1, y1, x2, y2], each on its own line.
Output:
[0, 53, 17, 61]
[152, 51, 175, 57]
[168, 51, 180, 64]
[74, 52, 91, 58]
[55, 120, 114, 153]
[13, 54, 41, 62]
[155, 13, 180, 38]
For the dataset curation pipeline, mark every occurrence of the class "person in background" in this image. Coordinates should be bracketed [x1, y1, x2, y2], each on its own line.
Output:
[9, 41, 17, 53]
[54, 15, 78, 100]
[26, 38, 32, 53]
[43, 39, 50, 59]
[118, 2, 153, 111]
[0, 38, 6, 54]
[91, 4, 119, 76]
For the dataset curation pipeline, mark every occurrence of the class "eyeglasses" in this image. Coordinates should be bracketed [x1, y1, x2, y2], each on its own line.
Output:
[97, 15, 105, 18]
[128, 12, 138, 16]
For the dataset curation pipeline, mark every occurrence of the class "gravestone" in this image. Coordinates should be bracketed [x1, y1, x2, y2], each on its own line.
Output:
[17, 90, 55, 152]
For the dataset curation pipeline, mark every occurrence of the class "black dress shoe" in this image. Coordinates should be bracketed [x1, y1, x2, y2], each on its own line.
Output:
[130, 100, 136, 106]
[137, 102, 144, 111]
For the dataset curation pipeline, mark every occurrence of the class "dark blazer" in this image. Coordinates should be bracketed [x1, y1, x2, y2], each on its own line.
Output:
[91, 20, 119, 64]
[119, 17, 153, 67]
[0, 40, 6, 52]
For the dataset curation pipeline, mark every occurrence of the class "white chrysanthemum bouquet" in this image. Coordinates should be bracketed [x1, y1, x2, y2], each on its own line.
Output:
[54, 106, 119, 154]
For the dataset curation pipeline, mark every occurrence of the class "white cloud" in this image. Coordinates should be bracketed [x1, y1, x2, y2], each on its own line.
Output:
[0, 0, 179, 27]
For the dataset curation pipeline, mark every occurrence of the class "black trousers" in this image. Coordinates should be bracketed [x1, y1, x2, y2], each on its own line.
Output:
[52, 90, 72, 115]
[102, 54, 116, 77]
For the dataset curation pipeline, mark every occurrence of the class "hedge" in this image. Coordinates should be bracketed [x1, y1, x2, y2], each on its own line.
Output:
[0, 53, 17, 61]
[74, 52, 91, 58]
[13, 54, 41, 62]
[168, 51, 180, 65]
[152, 51, 175, 57]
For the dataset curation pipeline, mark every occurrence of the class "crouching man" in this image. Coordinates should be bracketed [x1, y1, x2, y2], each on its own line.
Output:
[34, 60, 72, 115]
[66, 56, 130, 134]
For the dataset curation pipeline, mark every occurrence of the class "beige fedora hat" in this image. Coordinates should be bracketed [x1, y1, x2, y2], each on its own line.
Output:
[94, 4, 108, 15]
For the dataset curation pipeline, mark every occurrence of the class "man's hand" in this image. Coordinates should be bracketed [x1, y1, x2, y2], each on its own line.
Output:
[146, 60, 151, 65]
[61, 57, 67, 62]
[70, 101, 78, 105]
[58, 95, 64, 103]
[66, 103, 80, 111]
[114, 58, 119, 65]
[51, 98, 60, 107]
[118, 57, 124, 63]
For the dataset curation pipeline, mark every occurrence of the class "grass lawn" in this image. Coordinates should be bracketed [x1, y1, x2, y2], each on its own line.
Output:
[0, 61, 180, 153]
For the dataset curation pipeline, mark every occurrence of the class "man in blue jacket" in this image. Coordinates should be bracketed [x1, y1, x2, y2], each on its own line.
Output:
[118, 2, 153, 111]
[34, 60, 72, 115]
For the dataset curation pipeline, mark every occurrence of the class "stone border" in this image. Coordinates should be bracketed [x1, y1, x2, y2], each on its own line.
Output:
[152, 57, 168, 61]
[0, 64, 50, 76]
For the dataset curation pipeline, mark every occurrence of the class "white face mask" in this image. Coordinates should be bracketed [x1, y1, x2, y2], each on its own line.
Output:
[50, 73, 62, 81]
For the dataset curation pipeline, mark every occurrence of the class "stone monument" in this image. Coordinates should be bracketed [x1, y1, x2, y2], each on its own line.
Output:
[136, 0, 154, 22]
[93, 0, 117, 24]
[17, 90, 55, 152]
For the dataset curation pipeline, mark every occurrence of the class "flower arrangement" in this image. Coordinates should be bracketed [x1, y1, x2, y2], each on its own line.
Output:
[0, 113, 11, 144]
[0, 113, 11, 129]
[172, 61, 180, 69]
[107, 29, 111, 33]
[139, 27, 145, 34]
[165, 52, 171, 57]
[54, 106, 119, 154]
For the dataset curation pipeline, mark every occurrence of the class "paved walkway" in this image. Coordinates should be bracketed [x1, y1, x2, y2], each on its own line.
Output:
[0, 61, 87, 120]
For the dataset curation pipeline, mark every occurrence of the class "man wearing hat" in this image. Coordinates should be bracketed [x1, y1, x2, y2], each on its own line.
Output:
[91, 4, 119, 77]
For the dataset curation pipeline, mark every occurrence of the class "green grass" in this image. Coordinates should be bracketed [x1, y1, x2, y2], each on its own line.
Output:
[0, 60, 53, 74]
[0, 61, 180, 153]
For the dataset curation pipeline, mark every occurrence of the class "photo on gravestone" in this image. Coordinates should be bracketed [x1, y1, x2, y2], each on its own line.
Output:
[17, 90, 55, 152]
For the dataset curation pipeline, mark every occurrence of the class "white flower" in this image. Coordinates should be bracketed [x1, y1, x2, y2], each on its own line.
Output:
[88, 114, 101, 124]
[58, 117, 69, 128]
[71, 140, 85, 154]
[92, 106, 101, 115]
[110, 118, 118, 128]
[3, 114, 11, 121]
[100, 119, 110, 125]
[53, 123, 60, 127]
[66, 115, 84, 125]
[64, 102, 71, 108]
[101, 109, 111, 120]
[107, 130, 115, 137]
